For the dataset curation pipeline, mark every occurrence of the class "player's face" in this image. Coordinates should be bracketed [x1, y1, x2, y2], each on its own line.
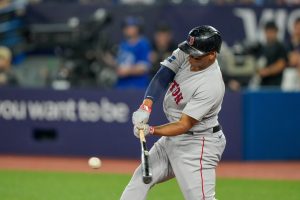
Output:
[188, 52, 216, 70]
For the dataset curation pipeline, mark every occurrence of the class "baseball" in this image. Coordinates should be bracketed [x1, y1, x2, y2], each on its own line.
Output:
[88, 157, 102, 169]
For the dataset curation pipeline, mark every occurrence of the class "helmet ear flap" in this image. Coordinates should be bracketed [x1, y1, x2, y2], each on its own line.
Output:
[214, 34, 222, 53]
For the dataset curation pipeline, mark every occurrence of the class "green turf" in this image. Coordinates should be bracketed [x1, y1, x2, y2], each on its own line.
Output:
[0, 170, 299, 200]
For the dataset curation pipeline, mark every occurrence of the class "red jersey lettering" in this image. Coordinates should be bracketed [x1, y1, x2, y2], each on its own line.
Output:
[169, 80, 183, 105]
[175, 93, 183, 104]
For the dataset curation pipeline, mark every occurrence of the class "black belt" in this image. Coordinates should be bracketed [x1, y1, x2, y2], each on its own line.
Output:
[212, 124, 222, 133]
[186, 125, 222, 135]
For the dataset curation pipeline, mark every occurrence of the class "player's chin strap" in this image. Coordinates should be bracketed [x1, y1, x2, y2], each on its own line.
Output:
[144, 65, 176, 103]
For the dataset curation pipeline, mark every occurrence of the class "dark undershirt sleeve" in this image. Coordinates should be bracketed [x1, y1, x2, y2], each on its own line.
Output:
[144, 65, 176, 103]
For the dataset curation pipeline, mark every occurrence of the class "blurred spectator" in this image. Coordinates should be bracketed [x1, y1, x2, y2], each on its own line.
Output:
[0, 0, 27, 65]
[281, 18, 300, 91]
[220, 42, 256, 91]
[149, 23, 176, 78]
[120, 0, 155, 4]
[79, 0, 115, 4]
[287, 17, 300, 68]
[254, 21, 287, 87]
[0, 46, 18, 86]
[115, 16, 152, 88]
[0, 0, 11, 8]
[16, 0, 300, 5]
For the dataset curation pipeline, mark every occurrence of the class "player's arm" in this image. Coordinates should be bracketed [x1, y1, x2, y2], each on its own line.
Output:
[152, 114, 198, 136]
[132, 48, 184, 125]
[143, 48, 185, 105]
[135, 84, 219, 136]
[132, 65, 176, 124]
[144, 65, 176, 103]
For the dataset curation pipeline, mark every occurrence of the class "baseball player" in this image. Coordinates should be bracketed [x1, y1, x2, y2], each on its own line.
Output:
[120, 25, 226, 200]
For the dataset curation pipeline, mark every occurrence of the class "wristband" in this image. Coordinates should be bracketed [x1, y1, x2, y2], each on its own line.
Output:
[149, 126, 155, 135]
[140, 104, 152, 113]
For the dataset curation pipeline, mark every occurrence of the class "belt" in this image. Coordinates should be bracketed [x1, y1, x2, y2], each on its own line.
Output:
[212, 124, 222, 133]
[186, 125, 222, 135]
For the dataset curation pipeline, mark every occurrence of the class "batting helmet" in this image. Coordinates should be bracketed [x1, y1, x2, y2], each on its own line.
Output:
[178, 25, 222, 57]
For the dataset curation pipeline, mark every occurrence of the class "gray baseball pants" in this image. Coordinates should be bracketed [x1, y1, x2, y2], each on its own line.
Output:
[120, 130, 226, 200]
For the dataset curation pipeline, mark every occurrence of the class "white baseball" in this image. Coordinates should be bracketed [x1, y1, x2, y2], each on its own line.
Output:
[88, 157, 102, 169]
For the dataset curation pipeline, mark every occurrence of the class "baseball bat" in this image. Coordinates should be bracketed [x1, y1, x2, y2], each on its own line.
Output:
[139, 129, 152, 184]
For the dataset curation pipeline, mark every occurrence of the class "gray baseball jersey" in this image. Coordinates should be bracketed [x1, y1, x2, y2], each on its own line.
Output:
[161, 48, 224, 132]
[121, 49, 226, 200]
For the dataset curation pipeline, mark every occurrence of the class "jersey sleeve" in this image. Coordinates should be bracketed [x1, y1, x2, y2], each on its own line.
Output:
[160, 48, 185, 73]
[182, 87, 218, 121]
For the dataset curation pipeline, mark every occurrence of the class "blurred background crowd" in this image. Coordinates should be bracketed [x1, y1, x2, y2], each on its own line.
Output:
[5, 0, 300, 5]
[1, 0, 300, 91]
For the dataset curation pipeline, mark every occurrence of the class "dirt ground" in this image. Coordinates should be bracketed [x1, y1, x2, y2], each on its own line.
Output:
[0, 155, 299, 180]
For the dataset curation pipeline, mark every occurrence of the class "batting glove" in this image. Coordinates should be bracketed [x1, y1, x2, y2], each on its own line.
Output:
[132, 104, 151, 125]
[133, 123, 154, 138]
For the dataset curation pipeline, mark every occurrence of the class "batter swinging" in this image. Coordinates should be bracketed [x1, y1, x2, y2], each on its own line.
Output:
[121, 25, 226, 200]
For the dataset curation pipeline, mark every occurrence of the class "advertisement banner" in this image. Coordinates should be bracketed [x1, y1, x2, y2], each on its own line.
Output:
[0, 88, 242, 160]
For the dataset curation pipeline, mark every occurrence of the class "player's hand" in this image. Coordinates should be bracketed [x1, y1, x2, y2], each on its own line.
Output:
[133, 123, 154, 138]
[132, 104, 151, 125]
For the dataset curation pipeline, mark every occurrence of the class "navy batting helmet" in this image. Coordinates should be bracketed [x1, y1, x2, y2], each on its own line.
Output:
[178, 25, 222, 57]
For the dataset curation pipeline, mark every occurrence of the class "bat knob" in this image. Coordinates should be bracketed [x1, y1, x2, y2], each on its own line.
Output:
[143, 175, 152, 184]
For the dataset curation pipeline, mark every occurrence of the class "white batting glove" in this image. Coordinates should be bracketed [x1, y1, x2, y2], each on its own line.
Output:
[133, 123, 154, 138]
[132, 104, 151, 125]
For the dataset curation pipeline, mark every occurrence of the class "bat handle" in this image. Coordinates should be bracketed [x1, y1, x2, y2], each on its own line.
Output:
[139, 129, 146, 142]
[138, 128, 152, 184]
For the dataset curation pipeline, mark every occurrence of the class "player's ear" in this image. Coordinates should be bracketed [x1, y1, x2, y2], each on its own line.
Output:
[208, 52, 217, 61]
